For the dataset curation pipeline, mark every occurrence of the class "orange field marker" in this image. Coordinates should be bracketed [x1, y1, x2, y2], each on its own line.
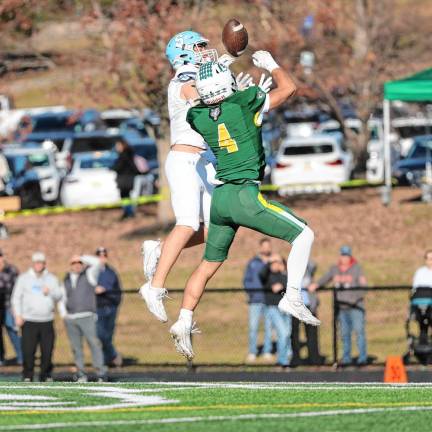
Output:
[384, 356, 408, 383]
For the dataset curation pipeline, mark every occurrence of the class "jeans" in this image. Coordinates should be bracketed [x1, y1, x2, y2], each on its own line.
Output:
[248, 303, 271, 355]
[338, 308, 367, 364]
[96, 305, 119, 365]
[4, 309, 23, 363]
[266, 306, 292, 366]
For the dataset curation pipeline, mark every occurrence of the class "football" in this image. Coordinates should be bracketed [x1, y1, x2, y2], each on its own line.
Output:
[222, 18, 248, 57]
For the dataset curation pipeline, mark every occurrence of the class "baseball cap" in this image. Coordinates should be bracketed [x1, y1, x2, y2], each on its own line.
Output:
[70, 254, 83, 264]
[95, 246, 108, 256]
[340, 245, 352, 256]
[32, 252, 46, 262]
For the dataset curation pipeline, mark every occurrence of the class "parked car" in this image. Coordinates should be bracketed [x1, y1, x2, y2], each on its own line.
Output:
[59, 131, 119, 172]
[60, 151, 120, 207]
[22, 109, 104, 151]
[271, 134, 353, 195]
[100, 109, 140, 134]
[60, 130, 159, 172]
[393, 135, 432, 186]
[4, 146, 61, 204]
[283, 109, 330, 138]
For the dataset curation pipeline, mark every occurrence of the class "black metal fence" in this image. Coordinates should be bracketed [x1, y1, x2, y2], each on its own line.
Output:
[2, 286, 420, 368]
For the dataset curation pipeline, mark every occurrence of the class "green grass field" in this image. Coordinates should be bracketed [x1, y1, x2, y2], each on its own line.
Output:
[0, 382, 431, 431]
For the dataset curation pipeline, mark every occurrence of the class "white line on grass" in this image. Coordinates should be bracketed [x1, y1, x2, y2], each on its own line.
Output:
[1, 406, 432, 430]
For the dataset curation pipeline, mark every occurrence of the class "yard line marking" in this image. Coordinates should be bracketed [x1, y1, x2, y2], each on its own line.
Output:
[1, 406, 432, 430]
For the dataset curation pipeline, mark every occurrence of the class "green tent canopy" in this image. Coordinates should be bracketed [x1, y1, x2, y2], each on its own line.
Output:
[384, 68, 432, 101]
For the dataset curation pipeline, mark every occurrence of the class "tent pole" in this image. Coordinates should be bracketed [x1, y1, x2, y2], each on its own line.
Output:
[383, 99, 392, 205]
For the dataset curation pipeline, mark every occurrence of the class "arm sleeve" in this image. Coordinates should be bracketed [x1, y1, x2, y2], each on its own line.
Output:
[57, 285, 67, 318]
[49, 276, 63, 302]
[259, 265, 271, 285]
[412, 269, 421, 289]
[316, 266, 337, 287]
[81, 255, 101, 286]
[11, 276, 23, 316]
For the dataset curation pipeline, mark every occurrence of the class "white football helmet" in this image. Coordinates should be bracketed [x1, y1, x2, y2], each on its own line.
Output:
[195, 62, 237, 105]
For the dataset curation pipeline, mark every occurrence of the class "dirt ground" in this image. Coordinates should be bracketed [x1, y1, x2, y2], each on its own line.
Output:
[1, 186, 430, 365]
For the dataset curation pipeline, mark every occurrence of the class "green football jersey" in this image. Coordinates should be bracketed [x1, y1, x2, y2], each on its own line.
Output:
[187, 86, 267, 182]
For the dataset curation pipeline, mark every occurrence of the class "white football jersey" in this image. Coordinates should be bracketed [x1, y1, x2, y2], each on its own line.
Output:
[167, 64, 206, 149]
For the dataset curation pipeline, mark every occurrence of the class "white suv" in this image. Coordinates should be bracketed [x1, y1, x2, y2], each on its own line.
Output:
[271, 134, 353, 195]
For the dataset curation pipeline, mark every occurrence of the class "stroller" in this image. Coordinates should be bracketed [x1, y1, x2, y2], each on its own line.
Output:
[404, 287, 432, 365]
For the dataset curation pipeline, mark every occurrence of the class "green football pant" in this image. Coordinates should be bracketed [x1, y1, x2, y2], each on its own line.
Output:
[204, 182, 307, 262]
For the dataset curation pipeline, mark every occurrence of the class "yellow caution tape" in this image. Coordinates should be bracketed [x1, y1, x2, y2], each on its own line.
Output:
[3, 194, 162, 219]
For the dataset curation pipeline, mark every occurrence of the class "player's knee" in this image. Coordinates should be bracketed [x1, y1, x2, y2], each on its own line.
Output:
[294, 225, 314, 247]
[175, 218, 200, 232]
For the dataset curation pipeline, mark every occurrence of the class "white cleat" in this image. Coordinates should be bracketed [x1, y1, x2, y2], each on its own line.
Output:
[169, 319, 200, 361]
[139, 282, 168, 322]
[278, 295, 321, 326]
[141, 240, 161, 281]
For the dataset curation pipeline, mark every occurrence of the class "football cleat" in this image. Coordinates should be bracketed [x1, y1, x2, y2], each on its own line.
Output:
[141, 239, 161, 281]
[278, 294, 321, 326]
[170, 319, 201, 361]
[139, 282, 168, 322]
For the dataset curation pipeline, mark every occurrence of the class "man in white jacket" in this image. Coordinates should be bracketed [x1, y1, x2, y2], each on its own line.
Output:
[11, 252, 62, 382]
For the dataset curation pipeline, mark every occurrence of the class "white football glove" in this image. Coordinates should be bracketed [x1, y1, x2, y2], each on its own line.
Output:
[258, 73, 272, 93]
[219, 54, 235, 68]
[236, 72, 254, 91]
[252, 51, 279, 73]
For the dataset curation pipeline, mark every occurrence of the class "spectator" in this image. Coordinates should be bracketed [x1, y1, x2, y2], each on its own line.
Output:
[0, 249, 21, 365]
[60, 254, 107, 382]
[413, 249, 432, 291]
[309, 245, 368, 366]
[259, 253, 292, 368]
[0, 146, 10, 197]
[11, 252, 61, 382]
[111, 139, 139, 220]
[243, 238, 273, 363]
[94, 246, 123, 367]
[291, 260, 324, 365]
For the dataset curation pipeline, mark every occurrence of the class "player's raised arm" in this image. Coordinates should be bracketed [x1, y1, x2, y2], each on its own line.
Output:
[252, 51, 297, 110]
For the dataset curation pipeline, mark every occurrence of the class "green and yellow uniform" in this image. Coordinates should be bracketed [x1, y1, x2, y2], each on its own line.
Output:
[187, 86, 306, 262]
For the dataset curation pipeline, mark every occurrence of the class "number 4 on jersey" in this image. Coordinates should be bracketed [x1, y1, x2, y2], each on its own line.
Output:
[218, 123, 238, 153]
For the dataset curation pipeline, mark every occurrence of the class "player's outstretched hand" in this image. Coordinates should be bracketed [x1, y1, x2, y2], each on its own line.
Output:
[252, 51, 279, 73]
[258, 73, 272, 93]
[219, 53, 235, 67]
[236, 72, 254, 91]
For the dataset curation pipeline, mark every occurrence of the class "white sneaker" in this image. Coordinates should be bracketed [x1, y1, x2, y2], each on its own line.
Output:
[141, 240, 161, 281]
[278, 294, 321, 326]
[245, 353, 257, 363]
[139, 282, 168, 322]
[169, 319, 200, 361]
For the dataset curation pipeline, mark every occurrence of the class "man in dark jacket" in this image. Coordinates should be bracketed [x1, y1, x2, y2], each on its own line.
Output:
[259, 254, 292, 367]
[309, 245, 368, 366]
[94, 247, 122, 367]
[0, 249, 21, 365]
[112, 140, 139, 220]
[242, 238, 273, 362]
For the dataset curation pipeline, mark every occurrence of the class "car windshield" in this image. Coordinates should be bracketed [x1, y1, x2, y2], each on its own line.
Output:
[397, 125, 432, 139]
[7, 153, 50, 175]
[71, 136, 117, 153]
[32, 116, 77, 132]
[283, 144, 334, 156]
[407, 140, 432, 159]
[79, 156, 116, 169]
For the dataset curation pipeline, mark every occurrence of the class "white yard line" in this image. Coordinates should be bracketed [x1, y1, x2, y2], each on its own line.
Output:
[1, 406, 432, 430]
